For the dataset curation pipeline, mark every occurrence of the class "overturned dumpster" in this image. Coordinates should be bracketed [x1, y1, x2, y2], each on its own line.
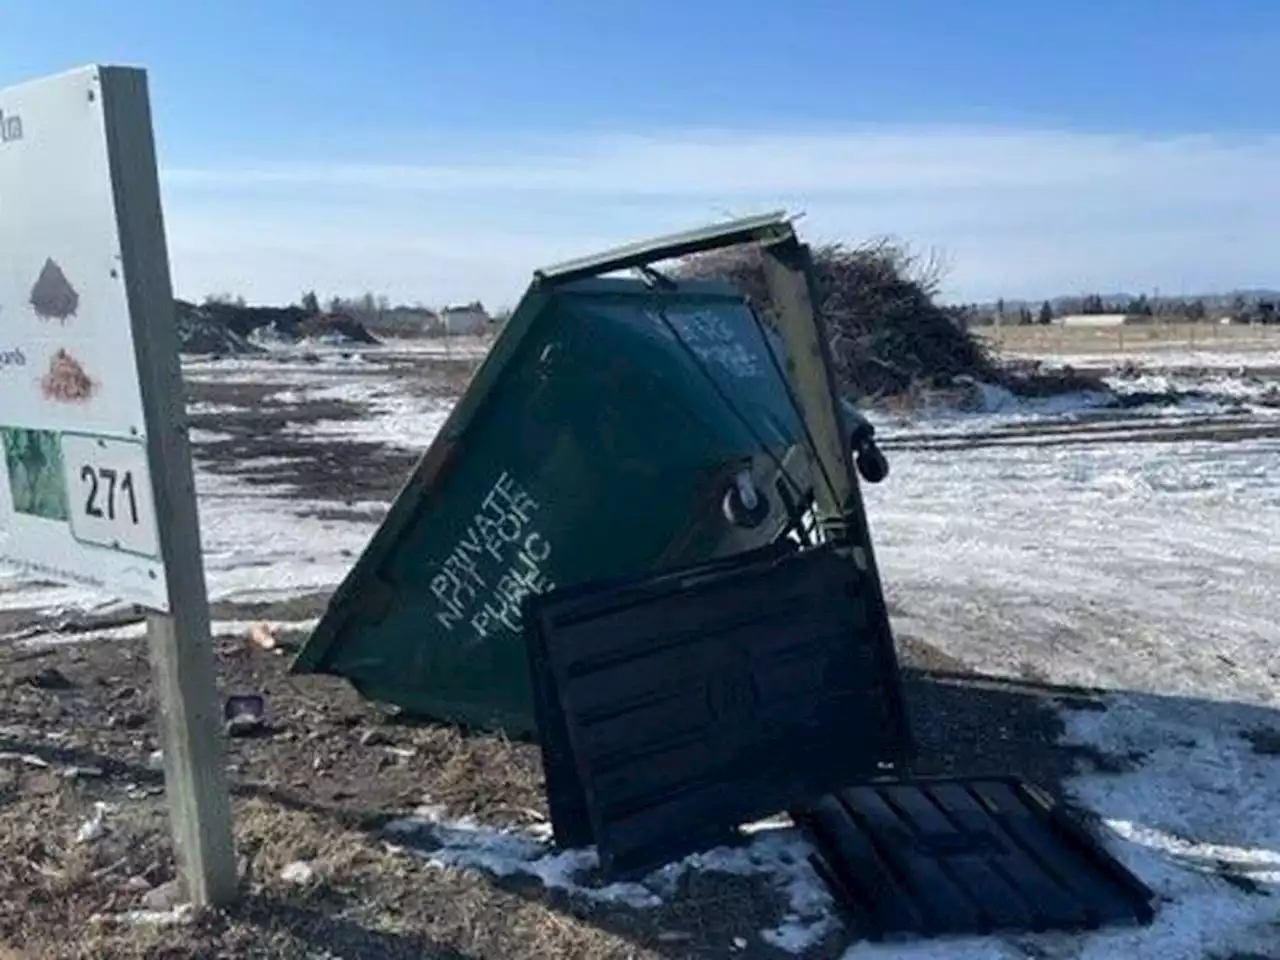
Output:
[291, 213, 859, 735]
[293, 212, 1157, 946]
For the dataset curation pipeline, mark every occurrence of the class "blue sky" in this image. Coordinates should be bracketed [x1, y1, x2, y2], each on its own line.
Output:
[2, 1, 1277, 308]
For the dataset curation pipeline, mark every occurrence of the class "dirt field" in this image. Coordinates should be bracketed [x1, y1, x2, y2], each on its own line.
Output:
[978, 320, 1280, 357]
[0, 342, 1118, 959]
[1, 335, 1277, 958]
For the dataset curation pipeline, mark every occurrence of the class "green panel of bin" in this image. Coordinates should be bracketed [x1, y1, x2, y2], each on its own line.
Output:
[291, 233, 820, 737]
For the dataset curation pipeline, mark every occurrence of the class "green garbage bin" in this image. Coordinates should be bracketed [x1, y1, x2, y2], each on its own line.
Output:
[292, 218, 828, 736]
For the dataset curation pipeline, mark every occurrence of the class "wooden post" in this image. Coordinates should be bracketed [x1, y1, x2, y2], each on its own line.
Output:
[100, 66, 238, 908]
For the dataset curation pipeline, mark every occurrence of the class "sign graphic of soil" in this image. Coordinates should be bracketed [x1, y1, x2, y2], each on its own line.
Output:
[41, 349, 96, 403]
[29, 258, 80, 322]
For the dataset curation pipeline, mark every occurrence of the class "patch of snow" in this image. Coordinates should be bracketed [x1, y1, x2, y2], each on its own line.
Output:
[870, 432, 1280, 704]
[376, 335, 494, 360]
[383, 804, 836, 950]
[384, 804, 662, 910]
[0, 575, 107, 613]
[864, 359, 1280, 957]
[286, 383, 453, 450]
[195, 470, 375, 604]
[1107, 371, 1279, 410]
[115, 904, 194, 927]
[1032, 348, 1280, 372]
[1049, 695, 1280, 958]
[185, 402, 244, 416]
[653, 830, 839, 952]
[188, 428, 237, 444]
[12, 617, 320, 650]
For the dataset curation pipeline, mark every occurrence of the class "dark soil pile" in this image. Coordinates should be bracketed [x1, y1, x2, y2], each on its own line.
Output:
[29, 258, 80, 322]
[174, 302, 265, 357]
[295, 313, 380, 345]
[174, 301, 380, 353]
[192, 302, 312, 340]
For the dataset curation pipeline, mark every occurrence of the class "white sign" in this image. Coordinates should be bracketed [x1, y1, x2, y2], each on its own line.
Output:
[0, 66, 169, 609]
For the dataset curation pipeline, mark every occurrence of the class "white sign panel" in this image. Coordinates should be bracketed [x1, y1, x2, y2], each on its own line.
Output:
[0, 66, 169, 609]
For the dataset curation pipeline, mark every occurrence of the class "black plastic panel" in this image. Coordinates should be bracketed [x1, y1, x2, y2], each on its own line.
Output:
[526, 540, 800, 850]
[524, 543, 911, 878]
[794, 777, 1156, 940]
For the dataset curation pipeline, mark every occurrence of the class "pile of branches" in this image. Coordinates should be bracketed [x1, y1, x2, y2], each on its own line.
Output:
[677, 239, 1001, 399]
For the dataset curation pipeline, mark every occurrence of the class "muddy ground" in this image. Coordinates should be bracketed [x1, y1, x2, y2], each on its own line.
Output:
[0, 622, 1119, 960]
[0, 346, 1231, 958]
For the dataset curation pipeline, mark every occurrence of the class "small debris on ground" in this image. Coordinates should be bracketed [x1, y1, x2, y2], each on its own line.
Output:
[247, 622, 277, 651]
[0, 752, 50, 769]
[25, 666, 74, 690]
[62, 765, 104, 780]
[139, 879, 184, 913]
[76, 802, 112, 844]
[117, 904, 195, 928]
[280, 861, 315, 885]
[224, 694, 267, 738]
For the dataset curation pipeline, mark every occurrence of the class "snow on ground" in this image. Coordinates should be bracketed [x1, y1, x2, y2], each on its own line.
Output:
[3, 344, 456, 618]
[1108, 371, 1279, 409]
[276, 380, 454, 450]
[870, 409, 1280, 701]
[1028, 349, 1280, 372]
[13, 617, 322, 650]
[353, 339, 1279, 956]
[197, 469, 379, 604]
[0, 575, 112, 614]
[860, 347, 1280, 957]
[3, 337, 1278, 956]
[867, 430, 1278, 703]
[384, 804, 840, 954]
[0, 464, 376, 613]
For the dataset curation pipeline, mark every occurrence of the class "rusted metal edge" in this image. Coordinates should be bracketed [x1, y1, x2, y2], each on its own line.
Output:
[533, 211, 795, 288]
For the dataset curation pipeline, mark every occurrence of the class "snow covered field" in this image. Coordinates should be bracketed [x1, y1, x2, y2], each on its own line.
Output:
[1, 339, 1277, 957]
[861, 362, 1280, 957]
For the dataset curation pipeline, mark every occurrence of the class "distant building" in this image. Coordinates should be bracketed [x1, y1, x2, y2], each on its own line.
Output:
[364, 306, 440, 337]
[1053, 313, 1135, 328]
[440, 302, 492, 335]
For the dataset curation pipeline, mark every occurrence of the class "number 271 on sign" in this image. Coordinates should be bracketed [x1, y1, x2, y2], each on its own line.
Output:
[60, 434, 161, 559]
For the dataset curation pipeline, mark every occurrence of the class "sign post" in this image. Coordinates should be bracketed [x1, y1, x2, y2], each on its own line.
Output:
[0, 65, 237, 907]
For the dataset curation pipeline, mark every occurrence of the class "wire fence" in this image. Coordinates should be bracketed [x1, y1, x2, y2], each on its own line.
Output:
[977, 322, 1280, 357]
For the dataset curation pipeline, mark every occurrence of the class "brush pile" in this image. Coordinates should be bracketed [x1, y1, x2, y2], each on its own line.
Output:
[679, 239, 1025, 400]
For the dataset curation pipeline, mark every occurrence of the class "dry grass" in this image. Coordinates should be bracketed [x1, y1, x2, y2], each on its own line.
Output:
[0, 634, 817, 960]
[978, 321, 1280, 356]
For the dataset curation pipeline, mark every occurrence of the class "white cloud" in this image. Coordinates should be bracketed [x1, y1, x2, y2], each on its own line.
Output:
[156, 127, 1280, 308]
